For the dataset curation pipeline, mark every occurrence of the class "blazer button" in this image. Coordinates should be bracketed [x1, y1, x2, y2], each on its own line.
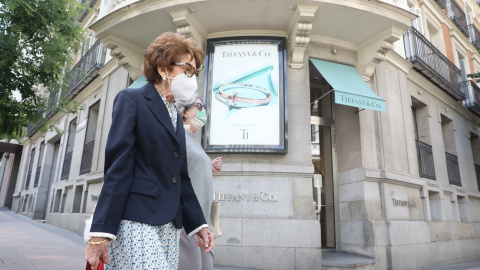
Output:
[173, 152, 179, 158]
[172, 177, 178, 184]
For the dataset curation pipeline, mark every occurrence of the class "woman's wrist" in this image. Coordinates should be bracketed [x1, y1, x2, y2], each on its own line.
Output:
[88, 237, 109, 245]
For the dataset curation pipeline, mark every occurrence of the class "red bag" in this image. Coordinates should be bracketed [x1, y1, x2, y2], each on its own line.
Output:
[86, 259, 104, 270]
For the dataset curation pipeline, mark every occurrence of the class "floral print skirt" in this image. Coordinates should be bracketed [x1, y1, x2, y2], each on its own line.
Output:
[105, 220, 180, 270]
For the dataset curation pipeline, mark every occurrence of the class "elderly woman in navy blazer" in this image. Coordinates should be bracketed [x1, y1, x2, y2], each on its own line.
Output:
[85, 32, 214, 270]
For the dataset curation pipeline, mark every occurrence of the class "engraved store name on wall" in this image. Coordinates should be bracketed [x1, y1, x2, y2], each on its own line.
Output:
[213, 192, 277, 202]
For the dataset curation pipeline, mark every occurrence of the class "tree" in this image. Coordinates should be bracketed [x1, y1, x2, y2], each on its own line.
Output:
[0, 0, 85, 140]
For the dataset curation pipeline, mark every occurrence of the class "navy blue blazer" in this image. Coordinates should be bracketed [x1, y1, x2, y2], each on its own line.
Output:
[90, 82, 206, 236]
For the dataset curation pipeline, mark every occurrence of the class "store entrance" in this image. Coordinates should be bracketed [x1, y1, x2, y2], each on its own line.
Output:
[310, 62, 336, 249]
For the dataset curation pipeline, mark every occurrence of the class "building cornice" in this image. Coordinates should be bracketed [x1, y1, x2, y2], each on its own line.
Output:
[309, 0, 416, 27]
[385, 50, 413, 75]
[206, 30, 287, 39]
[309, 35, 357, 51]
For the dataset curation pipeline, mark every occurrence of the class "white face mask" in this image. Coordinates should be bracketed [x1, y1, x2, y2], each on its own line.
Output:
[166, 70, 197, 100]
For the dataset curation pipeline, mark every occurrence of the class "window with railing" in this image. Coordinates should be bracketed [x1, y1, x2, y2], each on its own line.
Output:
[78, 0, 100, 22]
[446, 152, 461, 186]
[33, 142, 45, 187]
[416, 140, 436, 180]
[403, 27, 465, 100]
[471, 133, 480, 190]
[61, 120, 77, 180]
[43, 40, 107, 121]
[435, 0, 446, 9]
[24, 148, 35, 190]
[468, 24, 480, 50]
[80, 102, 100, 175]
[447, 0, 469, 37]
[62, 40, 107, 100]
[464, 80, 480, 116]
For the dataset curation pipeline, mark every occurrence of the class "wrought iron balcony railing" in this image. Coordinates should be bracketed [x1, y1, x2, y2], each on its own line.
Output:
[447, 0, 469, 37]
[80, 140, 95, 175]
[468, 24, 480, 50]
[62, 40, 107, 100]
[404, 27, 465, 100]
[463, 80, 480, 116]
[40, 40, 106, 123]
[78, 0, 100, 22]
[446, 152, 461, 186]
[416, 140, 436, 180]
[61, 151, 73, 180]
[435, 0, 446, 9]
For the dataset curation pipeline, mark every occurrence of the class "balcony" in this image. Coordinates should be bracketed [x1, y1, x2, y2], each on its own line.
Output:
[446, 152, 461, 186]
[62, 40, 107, 100]
[468, 24, 480, 50]
[416, 140, 436, 180]
[447, 0, 469, 37]
[404, 27, 465, 100]
[462, 80, 480, 116]
[80, 141, 95, 175]
[78, 0, 100, 22]
[435, 0, 446, 9]
[37, 40, 106, 125]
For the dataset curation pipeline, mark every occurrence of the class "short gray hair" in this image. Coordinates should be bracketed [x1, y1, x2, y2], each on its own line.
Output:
[176, 93, 202, 118]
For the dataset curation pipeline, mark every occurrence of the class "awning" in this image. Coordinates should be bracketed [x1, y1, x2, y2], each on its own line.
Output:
[128, 75, 147, 88]
[310, 59, 385, 112]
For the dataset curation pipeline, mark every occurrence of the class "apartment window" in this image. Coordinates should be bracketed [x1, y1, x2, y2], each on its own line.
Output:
[52, 189, 62, 212]
[441, 114, 461, 186]
[33, 142, 45, 187]
[61, 119, 77, 180]
[24, 148, 35, 190]
[412, 98, 436, 180]
[72, 185, 83, 213]
[429, 191, 443, 221]
[80, 102, 100, 175]
[458, 196, 470, 222]
[82, 187, 88, 213]
[470, 132, 480, 190]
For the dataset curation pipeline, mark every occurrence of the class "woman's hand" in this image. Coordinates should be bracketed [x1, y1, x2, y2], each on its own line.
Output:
[195, 227, 214, 253]
[212, 157, 222, 172]
[85, 237, 110, 270]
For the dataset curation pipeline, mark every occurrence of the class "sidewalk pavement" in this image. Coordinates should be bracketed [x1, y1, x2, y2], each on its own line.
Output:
[1, 207, 479, 270]
[0, 208, 249, 270]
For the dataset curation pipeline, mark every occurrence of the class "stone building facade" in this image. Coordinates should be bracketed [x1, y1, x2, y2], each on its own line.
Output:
[2, 0, 480, 269]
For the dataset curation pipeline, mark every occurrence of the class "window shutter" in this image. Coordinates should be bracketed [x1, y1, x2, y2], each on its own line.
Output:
[411, 8, 425, 35]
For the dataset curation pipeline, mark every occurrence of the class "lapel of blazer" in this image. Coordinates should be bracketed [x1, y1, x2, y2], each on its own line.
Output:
[142, 82, 179, 145]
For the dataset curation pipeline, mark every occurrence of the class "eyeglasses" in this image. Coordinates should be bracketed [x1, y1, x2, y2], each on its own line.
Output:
[187, 102, 206, 111]
[170, 62, 200, 77]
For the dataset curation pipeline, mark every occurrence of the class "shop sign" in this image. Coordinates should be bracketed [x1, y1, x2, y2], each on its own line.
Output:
[213, 191, 277, 202]
[392, 198, 417, 208]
